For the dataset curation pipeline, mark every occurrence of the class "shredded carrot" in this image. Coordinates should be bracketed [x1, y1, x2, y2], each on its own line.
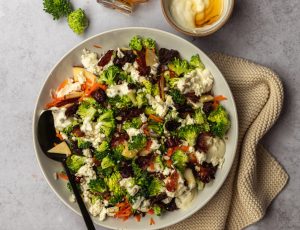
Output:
[167, 148, 174, 157]
[56, 79, 69, 92]
[56, 132, 64, 141]
[85, 82, 107, 96]
[46, 97, 64, 109]
[135, 214, 141, 222]
[213, 95, 227, 109]
[93, 44, 102, 48]
[115, 200, 132, 220]
[175, 145, 189, 152]
[143, 126, 150, 136]
[145, 140, 152, 151]
[149, 162, 155, 171]
[150, 217, 155, 225]
[148, 209, 154, 215]
[149, 114, 163, 123]
[57, 172, 68, 180]
[166, 159, 173, 168]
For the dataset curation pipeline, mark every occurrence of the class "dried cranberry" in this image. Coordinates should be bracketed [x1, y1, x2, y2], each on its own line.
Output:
[98, 50, 114, 67]
[165, 120, 180, 131]
[136, 51, 151, 76]
[91, 88, 107, 104]
[185, 92, 200, 103]
[120, 161, 133, 178]
[70, 141, 83, 155]
[113, 50, 136, 68]
[165, 199, 178, 211]
[150, 193, 168, 204]
[165, 137, 181, 148]
[136, 155, 152, 169]
[203, 102, 214, 116]
[158, 48, 180, 65]
[75, 176, 82, 183]
[65, 103, 79, 117]
[111, 131, 129, 147]
[166, 171, 179, 192]
[176, 105, 194, 118]
[196, 162, 218, 183]
[117, 108, 143, 122]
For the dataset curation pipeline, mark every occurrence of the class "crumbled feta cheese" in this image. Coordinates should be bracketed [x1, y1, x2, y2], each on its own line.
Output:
[175, 189, 196, 209]
[80, 119, 106, 148]
[162, 197, 172, 204]
[56, 81, 82, 98]
[83, 149, 92, 158]
[76, 163, 96, 181]
[106, 207, 119, 217]
[132, 196, 144, 210]
[150, 139, 161, 151]
[117, 48, 124, 58]
[69, 194, 76, 203]
[146, 95, 171, 117]
[126, 128, 142, 139]
[51, 107, 72, 131]
[89, 199, 106, 221]
[181, 114, 195, 126]
[140, 113, 147, 123]
[122, 62, 141, 82]
[81, 49, 101, 74]
[195, 151, 206, 164]
[150, 62, 159, 76]
[206, 137, 226, 168]
[139, 200, 150, 212]
[106, 82, 130, 98]
[177, 68, 214, 96]
[163, 167, 171, 176]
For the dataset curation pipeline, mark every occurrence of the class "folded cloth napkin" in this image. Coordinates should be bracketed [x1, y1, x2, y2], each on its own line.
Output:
[164, 53, 289, 230]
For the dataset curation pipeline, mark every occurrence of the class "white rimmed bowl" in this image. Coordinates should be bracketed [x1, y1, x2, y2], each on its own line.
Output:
[161, 0, 235, 36]
[33, 27, 238, 230]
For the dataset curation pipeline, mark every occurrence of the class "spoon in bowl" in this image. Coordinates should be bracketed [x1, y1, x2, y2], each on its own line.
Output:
[37, 110, 96, 230]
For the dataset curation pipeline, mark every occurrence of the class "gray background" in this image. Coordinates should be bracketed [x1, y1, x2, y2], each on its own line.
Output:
[0, 0, 299, 229]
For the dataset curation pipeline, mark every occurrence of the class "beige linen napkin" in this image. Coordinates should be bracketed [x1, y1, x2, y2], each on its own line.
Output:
[165, 53, 289, 230]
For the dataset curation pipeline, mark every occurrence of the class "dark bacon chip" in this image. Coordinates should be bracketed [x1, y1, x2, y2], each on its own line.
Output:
[98, 50, 114, 67]
[196, 162, 218, 183]
[158, 48, 180, 65]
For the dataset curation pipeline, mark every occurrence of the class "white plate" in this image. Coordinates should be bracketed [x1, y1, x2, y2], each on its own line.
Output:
[33, 27, 238, 230]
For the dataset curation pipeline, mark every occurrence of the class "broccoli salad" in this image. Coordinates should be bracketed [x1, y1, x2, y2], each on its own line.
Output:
[46, 36, 231, 223]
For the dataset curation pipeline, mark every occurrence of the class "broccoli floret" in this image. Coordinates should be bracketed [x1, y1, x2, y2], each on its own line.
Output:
[140, 79, 152, 94]
[142, 37, 156, 50]
[66, 155, 86, 173]
[154, 155, 164, 170]
[97, 166, 113, 177]
[168, 77, 180, 89]
[190, 54, 205, 70]
[77, 138, 91, 149]
[148, 178, 165, 196]
[208, 105, 231, 138]
[101, 156, 115, 169]
[129, 36, 143, 51]
[194, 109, 210, 132]
[88, 179, 107, 193]
[152, 83, 160, 96]
[132, 159, 152, 197]
[128, 134, 147, 151]
[123, 117, 143, 130]
[67, 9, 88, 35]
[171, 150, 188, 172]
[77, 99, 97, 120]
[136, 92, 147, 108]
[112, 144, 125, 160]
[148, 120, 163, 135]
[168, 58, 190, 76]
[105, 172, 124, 196]
[97, 109, 116, 137]
[62, 120, 79, 135]
[108, 95, 132, 109]
[108, 194, 123, 205]
[97, 140, 109, 153]
[178, 125, 201, 146]
[144, 107, 155, 115]
[153, 205, 162, 216]
[43, 0, 73, 20]
[99, 65, 120, 86]
[169, 89, 186, 105]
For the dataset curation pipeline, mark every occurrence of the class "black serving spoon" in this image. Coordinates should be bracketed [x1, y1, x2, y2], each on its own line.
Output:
[37, 110, 96, 230]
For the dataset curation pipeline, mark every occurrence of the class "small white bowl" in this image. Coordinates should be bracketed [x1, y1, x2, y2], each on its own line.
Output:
[161, 0, 235, 37]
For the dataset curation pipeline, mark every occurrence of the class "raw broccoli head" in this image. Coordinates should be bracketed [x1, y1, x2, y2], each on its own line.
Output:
[168, 58, 190, 76]
[148, 120, 163, 135]
[96, 140, 109, 153]
[43, 0, 73, 20]
[67, 9, 88, 35]
[99, 65, 120, 86]
[148, 177, 165, 196]
[123, 117, 143, 130]
[167, 77, 180, 89]
[77, 138, 91, 149]
[105, 172, 124, 197]
[190, 54, 205, 70]
[132, 159, 152, 197]
[66, 155, 86, 173]
[194, 109, 210, 132]
[101, 156, 115, 169]
[178, 125, 201, 146]
[152, 83, 160, 97]
[98, 109, 116, 137]
[128, 134, 147, 151]
[169, 89, 186, 105]
[171, 150, 188, 172]
[208, 105, 231, 138]
[77, 98, 97, 120]
[129, 36, 143, 51]
[88, 178, 107, 193]
[142, 37, 156, 50]
[154, 155, 164, 170]
[140, 79, 152, 94]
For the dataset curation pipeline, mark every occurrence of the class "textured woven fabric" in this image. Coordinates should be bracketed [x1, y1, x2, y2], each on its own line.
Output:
[164, 54, 289, 230]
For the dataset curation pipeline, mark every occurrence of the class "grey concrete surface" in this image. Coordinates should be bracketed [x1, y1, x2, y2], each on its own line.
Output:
[0, 0, 299, 229]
